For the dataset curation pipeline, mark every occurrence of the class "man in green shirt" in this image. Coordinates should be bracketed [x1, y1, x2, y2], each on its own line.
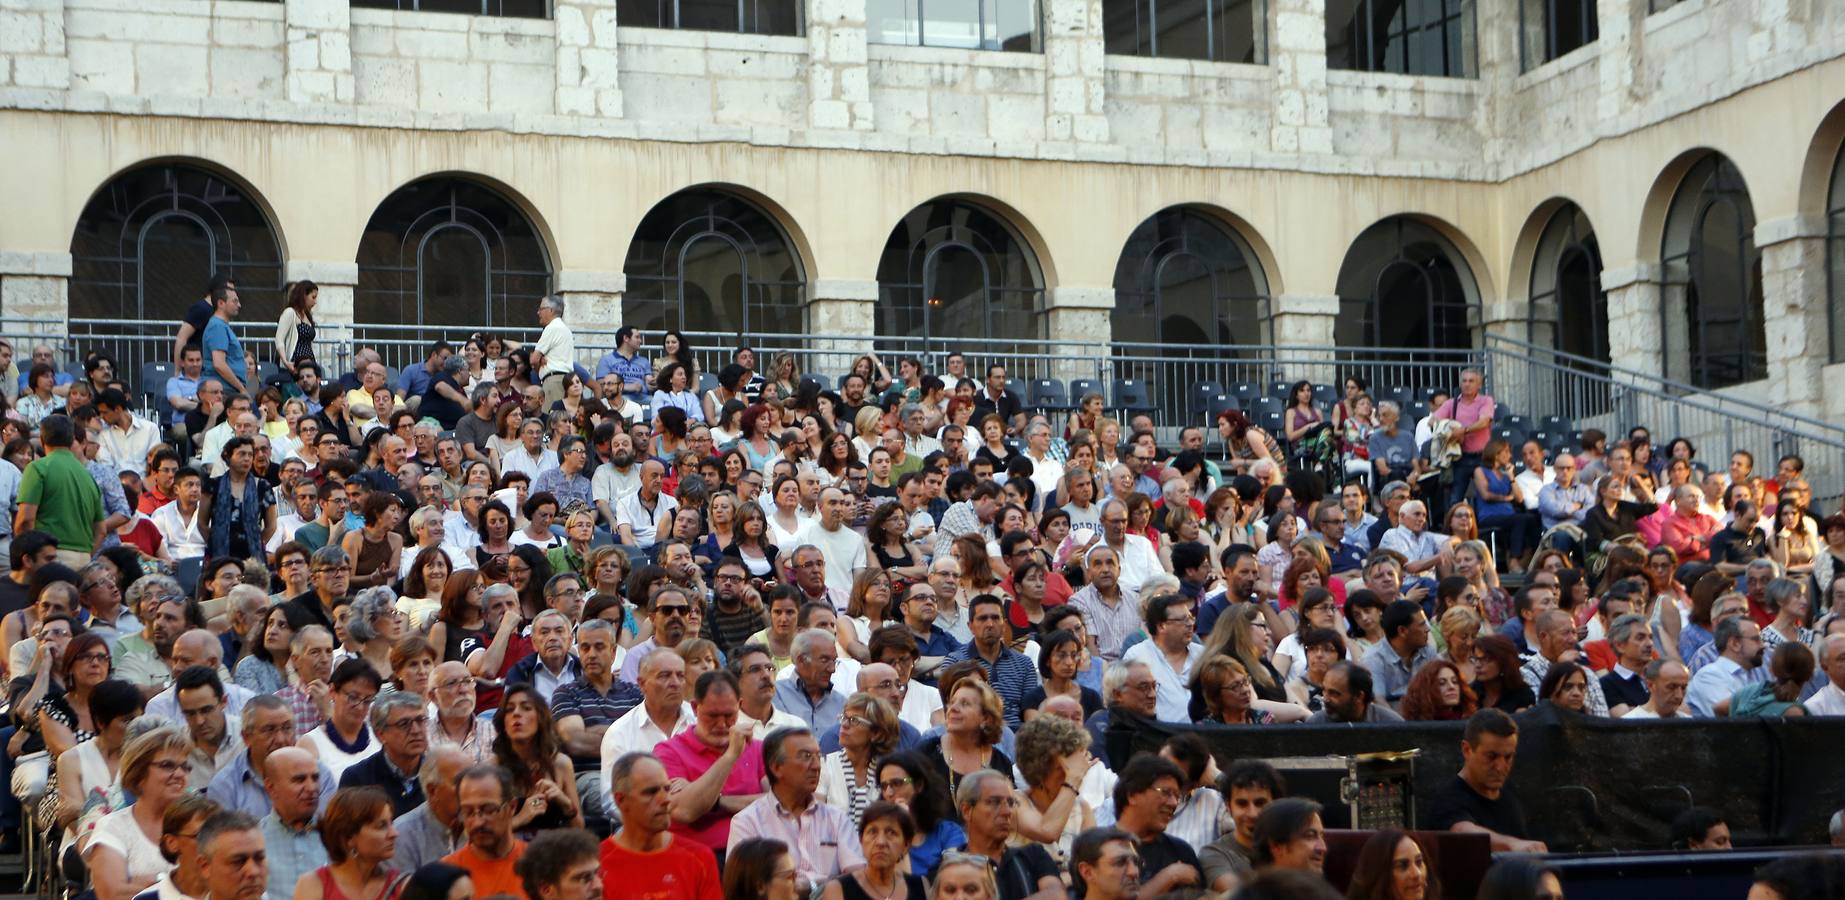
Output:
[293, 482, 346, 553]
[16, 414, 103, 568]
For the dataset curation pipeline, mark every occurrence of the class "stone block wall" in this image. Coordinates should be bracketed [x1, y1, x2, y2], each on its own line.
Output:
[1327, 71, 1484, 171]
[615, 28, 809, 128]
[867, 45, 1048, 150]
[351, 9, 556, 114]
[1, 0, 70, 89]
[1102, 58, 1271, 160]
[66, 0, 284, 99]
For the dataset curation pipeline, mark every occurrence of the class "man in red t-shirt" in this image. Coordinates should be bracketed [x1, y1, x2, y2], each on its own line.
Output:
[601, 751, 722, 900]
[443, 766, 527, 899]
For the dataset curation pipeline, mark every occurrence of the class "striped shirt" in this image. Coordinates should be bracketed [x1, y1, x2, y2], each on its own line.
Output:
[1068, 584, 1142, 662]
[727, 793, 866, 885]
[943, 642, 1040, 728]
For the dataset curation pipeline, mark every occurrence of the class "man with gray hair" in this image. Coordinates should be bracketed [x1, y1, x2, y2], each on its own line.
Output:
[532, 435, 593, 509]
[339, 691, 429, 815]
[1521, 609, 1610, 716]
[599, 648, 693, 810]
[727, 726, 862, 890]
[951, 767, 1061, 896]
[1660, 484, 1719, 563]
[1088, 659, 1157, 761]
[147, 627, 255, 722]
[901, 402, 941, 458]
[554, 617, 640, 823]
[1623, 659, 1692, 719]
[391, 745, 473, 872]
[282, 545, 350, 633]
[1368, 401, 1423, 488]
[1379, 499, 1446, 576]
[195, 809, 268, 900]
[1802, 634, 1845, 715]
[1686, 615, 1764, 717]
[275, 624, 336, 736]
[505, 607, 580, 702]
[1598, 613, 1655, 716]
[773, 628, 847, 730]
[1022, 418, 1063, 500]
[532, 295, 576, 405]
[208, 693, 336, 818]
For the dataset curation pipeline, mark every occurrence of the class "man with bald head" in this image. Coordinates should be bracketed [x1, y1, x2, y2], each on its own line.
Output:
[600, 649, 693, 811]
[818, 663, 924, 752]
[615, 458, 677, 551]
[260, 746, 329, 900]
[392, 745, 474, 872]
[794, 486, 869, 596]
[148, 627, 256, 722]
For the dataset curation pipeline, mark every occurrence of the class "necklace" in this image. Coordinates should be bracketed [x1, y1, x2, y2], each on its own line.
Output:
[857, 871, 900, 900]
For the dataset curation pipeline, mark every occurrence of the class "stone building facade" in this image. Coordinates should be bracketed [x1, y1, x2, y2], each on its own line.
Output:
[0, 0, 1842, 425]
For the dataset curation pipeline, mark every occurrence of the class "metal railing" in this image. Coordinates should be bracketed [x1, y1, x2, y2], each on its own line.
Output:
[26, 318, 1843, 504]
[1481, 334, 1845, 505]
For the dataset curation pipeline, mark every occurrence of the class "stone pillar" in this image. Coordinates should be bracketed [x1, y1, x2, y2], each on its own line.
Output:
[556, 0, 623, 117]
[1267, 0, 1331, 154]
[1472, 0, 1518, 168]
[284, 0, 354, 104]
[1595, 0, 1645, 123]
[287, 260, 356, 374]
[1754, 217, 1829, 419]
[806, 279, 878, 374]
[0, 252, 71, 349]
[1600, 263, 1663, 382]
[806, 0, 873, 130]
[555, 270, 626, 365]
[1269, 293, 1338, 384]
[0, 0, 71, 89]
[1041, 287, 1111, 388]
[1042, 0, 1107, 143]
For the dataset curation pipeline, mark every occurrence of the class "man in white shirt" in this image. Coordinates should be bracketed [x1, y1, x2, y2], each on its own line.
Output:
[794, 486, 867, 595]
[615, 459, 678, 551]
[592, 429, 640, 528]
[1022, 420, 1064, 501]
[96, 389, 162, 477]
[1121, 594, 1202, 722]
[1623, 659, 1693, 719]
[1513, 439, 1553, 512]
[900, 404, 941, 458]
[1805, 634, 1845, 716]
[531, 295, 576, 405]
[1379, 500, 1447, 577]
[199, 402, 258, 476]
[598, 649, 693, 810]
[153, 467, 208, 561]
[1685, 617, 1765, 717]
[1100, 498, 1160, 595]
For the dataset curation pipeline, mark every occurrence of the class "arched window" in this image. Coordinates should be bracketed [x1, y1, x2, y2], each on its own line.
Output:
[876, 199, 1044, 350]
[354, 177, 552, 339]
[1326, 0, 1477, 78]
[1660, 155, 1765, 389]
[1334, 217, 1479, 350]
[623, 189, 806, 338]
[70, 162, 283, 326]
[351, 0, 548, 19]
[1112, 207, 1269, 346]
[1527, 203, 1606, 365]
[1828, 139, 1845, 363]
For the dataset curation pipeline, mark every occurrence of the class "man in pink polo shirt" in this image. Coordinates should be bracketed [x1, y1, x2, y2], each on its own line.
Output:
[1437, 368, 1496, 511]
[654, 668, 767, 858]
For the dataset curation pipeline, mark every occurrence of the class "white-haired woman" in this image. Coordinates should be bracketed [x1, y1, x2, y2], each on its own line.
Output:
[347, 586, 408, 690]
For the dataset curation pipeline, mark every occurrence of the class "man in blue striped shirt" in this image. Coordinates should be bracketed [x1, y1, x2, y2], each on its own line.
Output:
[944, 594, 1040, 727]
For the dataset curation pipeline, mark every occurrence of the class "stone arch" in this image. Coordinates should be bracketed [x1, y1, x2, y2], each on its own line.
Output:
[621, 183, 811, 339]
[1110, 203, 1275, 348]
[874, 193, 1050, 348]
[1332, 214, 1486, 351]
[1655, 151, 1765, 389]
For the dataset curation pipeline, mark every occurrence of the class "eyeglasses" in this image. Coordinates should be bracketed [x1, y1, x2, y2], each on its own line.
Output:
[151, 760, 194, 774]
[73, 652, 110, 664]
[656, 605, 690, 617]
[435, 677, 474, 692]
[459, 803, 507, 820]
[340, 692, 377, 707]
[879, 777, 914, 791]
[385, 715, 428, 732]
[250, 723, 295, 739]
[842, 715, 873, 729]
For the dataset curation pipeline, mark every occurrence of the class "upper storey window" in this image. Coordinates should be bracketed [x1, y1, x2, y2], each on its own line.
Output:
[1326, 0, 1476, 78]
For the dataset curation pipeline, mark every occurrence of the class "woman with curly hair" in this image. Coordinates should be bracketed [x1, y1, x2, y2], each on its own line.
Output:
[1012, 713, 1097, 868]
[1400, 659, 1478, 721]
[818, 692, 899, 829]
[490, 683, 582, 834]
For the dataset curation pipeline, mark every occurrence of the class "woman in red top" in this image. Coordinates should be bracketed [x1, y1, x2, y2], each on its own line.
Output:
[295, 787, 406, 900]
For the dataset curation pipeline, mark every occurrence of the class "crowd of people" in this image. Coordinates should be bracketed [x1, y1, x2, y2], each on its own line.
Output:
[0, 275, 1840, 900]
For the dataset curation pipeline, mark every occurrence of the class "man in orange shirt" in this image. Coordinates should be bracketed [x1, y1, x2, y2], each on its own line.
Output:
[442, 766, 527, 898]
[600, 751, 721, 900]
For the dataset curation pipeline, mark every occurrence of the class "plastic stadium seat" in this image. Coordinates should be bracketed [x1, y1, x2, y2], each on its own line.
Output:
[1504, 415, 1530, 434]
[1029, 378, 1071, 411]
[1381, 384, 1413, 407]
[1543, 431, 1573, 453]
[64, 360, 86, 379]
[1112, 378, 1156, 415]
[1421, 385, 1446, 402]
[1252, 396, 1285, 418]
[1258, 410, 1285, 436]
[1408, 400, 1430, 420]
[1494, 426, 1528, 447]
[808, 373, 832, 391]
[176, 557, 203, 599]
[1190, 381, 1226, 416]
[1231, 383, 1261, 404]
[1207, 394, 1240, 421]
[1312, 384, 1338, 406]
[698, 371, 720, 394]
[1539, 414, 1570, 433]
[383, 365, 401, 391]
[140, 361, 173, 400]
[1269, 380, 1293, 399]
[1005, 376, 1027, 399]
[258, 361, 280, 385]
[1069, 378, 1103, 403]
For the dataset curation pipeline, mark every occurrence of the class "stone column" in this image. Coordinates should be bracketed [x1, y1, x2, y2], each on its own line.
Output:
[284, 0, 354, 104]
[287, 260, 357, 374]
[1595, 0, 1645, 123]
[1042, 0, 1107, 143]
[555, 270, 626, 365]
[0, 252, 71, 348]
[1754, 217, 1829, 419]
[1269, 293, 1338, 384]
[556, 0, 623, 117]
[806, 0, 873, 130]
[1600, 262, 1663, 380]
[1043, 287, 1112, 386]
[806, 279, 878, 374]
[0, 0, 71, 89]
[1268, 0, 1331, 154]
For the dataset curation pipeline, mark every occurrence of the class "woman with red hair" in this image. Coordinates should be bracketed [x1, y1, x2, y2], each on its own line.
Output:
[1400, 658, 1478, 721]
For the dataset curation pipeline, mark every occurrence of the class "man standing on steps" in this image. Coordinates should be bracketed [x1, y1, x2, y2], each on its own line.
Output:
[532, 295, 576, 406]
[202, 280, 248, 396]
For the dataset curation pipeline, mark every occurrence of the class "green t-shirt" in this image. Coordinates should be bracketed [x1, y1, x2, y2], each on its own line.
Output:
[18, 448, 103, 553]
[294, 521, 332, 552]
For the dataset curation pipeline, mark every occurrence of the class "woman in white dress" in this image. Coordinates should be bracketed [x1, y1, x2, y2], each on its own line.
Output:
[84, 723, 196, 900]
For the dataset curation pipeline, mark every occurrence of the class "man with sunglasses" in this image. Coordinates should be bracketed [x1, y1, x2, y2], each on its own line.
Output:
[618, 585, 696, 684]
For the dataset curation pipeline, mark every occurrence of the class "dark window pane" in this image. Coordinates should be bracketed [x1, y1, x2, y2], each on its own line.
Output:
[877, 200, 1044, 346]
[1334, 217, 1479, 350]
[1661, 156, 1765, 388]
[623, 189, 807, 337]
[618, 0, 669, 26]
[681, 0, 740, 31]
